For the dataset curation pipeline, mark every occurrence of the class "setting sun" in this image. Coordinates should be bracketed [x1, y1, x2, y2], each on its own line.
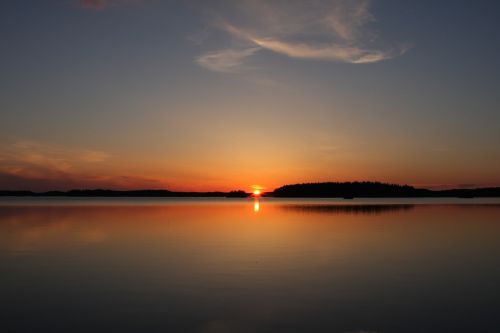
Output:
[251, 185, 264, 196]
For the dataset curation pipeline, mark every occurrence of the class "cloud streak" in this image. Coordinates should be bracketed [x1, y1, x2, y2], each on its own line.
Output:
[196, 47, 260, 73]
[0, 141, 109, 177]
[196, 0, 408, 72]
[0, 141, 160, 191]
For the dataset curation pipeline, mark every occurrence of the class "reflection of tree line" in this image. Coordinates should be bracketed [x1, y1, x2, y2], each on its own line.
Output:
[279, 204, 415, 215]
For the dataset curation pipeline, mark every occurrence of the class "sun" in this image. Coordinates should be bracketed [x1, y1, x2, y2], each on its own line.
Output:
[251, 185, 264, 197]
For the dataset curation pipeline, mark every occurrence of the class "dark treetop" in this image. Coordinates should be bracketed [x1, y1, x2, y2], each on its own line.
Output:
[270, 182, 500, 198]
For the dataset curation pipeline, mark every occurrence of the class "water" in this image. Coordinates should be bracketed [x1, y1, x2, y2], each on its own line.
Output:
[1, 198, 500, 333]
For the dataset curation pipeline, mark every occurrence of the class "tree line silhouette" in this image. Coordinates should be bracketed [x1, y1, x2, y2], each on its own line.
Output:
[0, 189, 248, 198]
[1, 182, 500, 198]
[270, 181, 500, 198]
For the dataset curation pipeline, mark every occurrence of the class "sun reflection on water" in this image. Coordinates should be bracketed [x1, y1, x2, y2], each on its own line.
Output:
[253, 199, 260, 213]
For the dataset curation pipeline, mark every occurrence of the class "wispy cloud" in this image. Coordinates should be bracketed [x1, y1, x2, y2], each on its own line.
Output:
[80, 150, 110, 162]
[0, 141, 108, 180]
[0, 141, 160, 190]
[196, 47, 260, 73]
[196, 0, 408, 72]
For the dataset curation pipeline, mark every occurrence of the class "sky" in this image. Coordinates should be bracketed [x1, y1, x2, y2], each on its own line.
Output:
[1, 0, 500, 191]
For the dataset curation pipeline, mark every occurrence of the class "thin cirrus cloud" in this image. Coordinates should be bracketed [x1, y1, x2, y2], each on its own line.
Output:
[196, 0, 408, 72]
[0, 141, 109, 179]
[0, 141, 153, 191]
[0, 141, 164, 191]
[196, 47, 261, 73]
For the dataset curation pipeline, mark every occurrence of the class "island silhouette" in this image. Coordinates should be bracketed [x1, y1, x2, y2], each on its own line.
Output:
[1, 181, 500, 198]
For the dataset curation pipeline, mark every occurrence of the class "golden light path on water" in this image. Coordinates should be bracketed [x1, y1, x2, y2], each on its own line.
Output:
[254, 199, 260, 213]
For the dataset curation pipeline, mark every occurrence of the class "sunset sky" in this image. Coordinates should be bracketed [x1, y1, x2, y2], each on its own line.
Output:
[1, 0, 499, 191]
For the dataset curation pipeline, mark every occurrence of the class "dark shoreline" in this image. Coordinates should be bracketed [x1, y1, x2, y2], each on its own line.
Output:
[0, 189, 249, 198]
[1, 182, 500, 198]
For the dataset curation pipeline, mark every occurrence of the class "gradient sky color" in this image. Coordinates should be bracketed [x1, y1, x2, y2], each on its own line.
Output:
[1, 0, 500, 191]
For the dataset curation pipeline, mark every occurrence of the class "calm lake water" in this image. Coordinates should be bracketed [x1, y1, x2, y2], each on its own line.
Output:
[1, 198, 500, 333]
